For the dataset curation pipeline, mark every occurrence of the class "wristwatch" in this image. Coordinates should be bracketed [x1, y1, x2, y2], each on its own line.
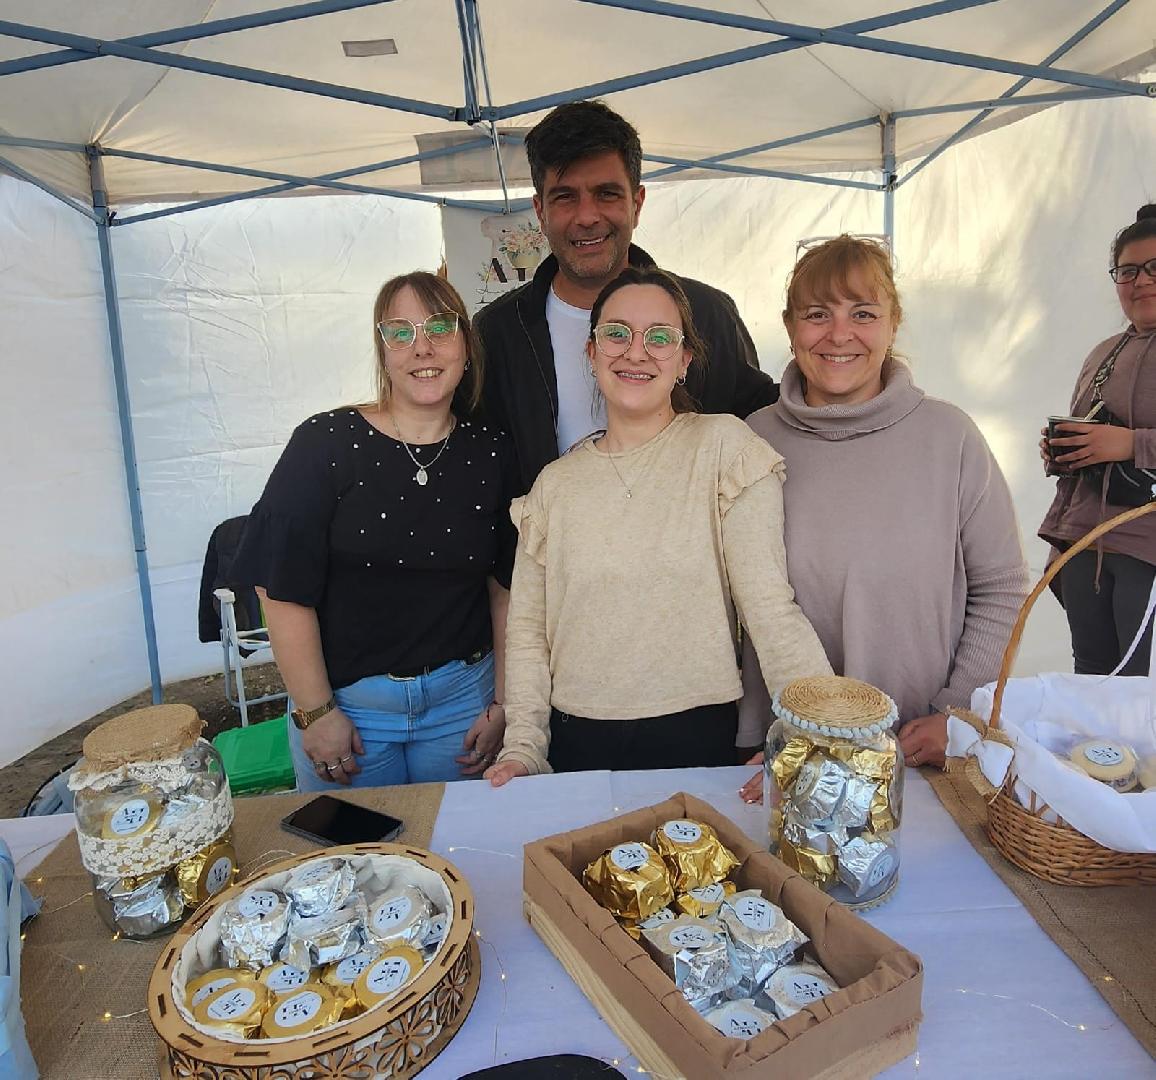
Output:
[291, 697, 337, 730]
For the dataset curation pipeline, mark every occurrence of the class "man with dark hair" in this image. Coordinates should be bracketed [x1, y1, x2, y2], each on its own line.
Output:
[476, 100, 777, 493]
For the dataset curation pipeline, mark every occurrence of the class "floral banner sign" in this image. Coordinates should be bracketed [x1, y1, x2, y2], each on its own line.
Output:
[441, 206, 550, 314]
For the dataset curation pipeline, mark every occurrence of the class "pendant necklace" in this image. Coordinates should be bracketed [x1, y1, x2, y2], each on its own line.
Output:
[391, 412, 455, 486]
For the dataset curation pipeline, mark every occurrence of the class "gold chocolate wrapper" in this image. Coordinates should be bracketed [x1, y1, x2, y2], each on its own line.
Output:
[778, 837, 837, 888]
[869, 785, 897, 834]
[100, 793, 163, 841]
[651, 821, 738, 893]
[826, 743, 897, 782]
[186, 968, 255, 1010]
[260, 985, 344, 1038]
[674, 880, 736, 919]
[192, 981, 269, 1038]
[582, 842, 673, 921]
[175, 835, 238, 908]
[354, 945, 424, 1009]
[770, 737, 814, 793]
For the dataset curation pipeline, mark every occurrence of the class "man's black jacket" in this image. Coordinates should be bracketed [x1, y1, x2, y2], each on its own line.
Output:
[474, 244, 778, 493]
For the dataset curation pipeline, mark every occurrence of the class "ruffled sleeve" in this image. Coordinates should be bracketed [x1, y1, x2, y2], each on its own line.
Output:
[510, 487, 548, 567]
[229, 419, 338, 608]
[719, 434, 785, 516]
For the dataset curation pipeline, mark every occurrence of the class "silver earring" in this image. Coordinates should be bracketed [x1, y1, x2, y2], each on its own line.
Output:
[464, 360, 471, 371]
[676, 372, 687, 385]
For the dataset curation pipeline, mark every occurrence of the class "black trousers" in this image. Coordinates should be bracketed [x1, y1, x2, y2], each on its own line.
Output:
[547, 701, 739, 773]
[1060, 549, 1155, 676]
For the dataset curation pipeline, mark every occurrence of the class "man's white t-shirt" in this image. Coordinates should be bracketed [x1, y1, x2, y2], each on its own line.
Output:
[547, 288, 606, 454]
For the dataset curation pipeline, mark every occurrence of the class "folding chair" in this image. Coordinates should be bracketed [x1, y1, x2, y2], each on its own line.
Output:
[215, 587, 287, 727]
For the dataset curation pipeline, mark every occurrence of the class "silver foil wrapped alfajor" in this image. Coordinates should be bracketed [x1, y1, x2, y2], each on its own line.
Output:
[719, 891, 807, 988]
[830, 774, 878, 831]
[836, 835, 898, 898]
[94, 871, 185, 938]
[367, 885, 434, 948]
[792, 757, 852, 825]
[280, 894, 369, 970]
[761, 960, 838, 1019]
[642, 916, 738, 1011]
[284, 857, 357, 918]
[781, 810, 847, 856]
[218, 888, 292, 970]
[704, 998, 778, 1039]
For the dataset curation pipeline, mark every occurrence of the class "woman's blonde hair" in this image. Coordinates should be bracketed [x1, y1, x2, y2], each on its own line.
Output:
[783, 236, 903, 328]
[371, 272, 483, 414]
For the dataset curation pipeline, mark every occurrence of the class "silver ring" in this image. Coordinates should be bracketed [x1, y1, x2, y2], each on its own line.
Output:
[339, 755, 354, 764]
[471, 748, 482, 760]
[326, 760, 341, 771]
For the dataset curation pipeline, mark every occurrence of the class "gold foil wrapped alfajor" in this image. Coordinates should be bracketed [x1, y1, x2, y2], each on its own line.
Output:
[778, 836, 837, 888]
[651, 820, 738, 893]
[582, 842, 673, 921]
[175, 835, 238, 908]
[674, 880, 736, 919]
[770, 737, 815, 793]
[257, 961, 313, 996]
[354, 945, 424, 1009]
[192, 981, 269, 1038]
[259, 985, 344, 1038]
[100, 793, 163, 840]
[186, 968, 256, 1010]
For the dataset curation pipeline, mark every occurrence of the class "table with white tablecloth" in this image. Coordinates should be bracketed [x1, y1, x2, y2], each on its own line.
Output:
[3, 767, 1152, 1078]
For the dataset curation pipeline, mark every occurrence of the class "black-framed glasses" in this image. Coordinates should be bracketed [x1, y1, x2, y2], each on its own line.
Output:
[1109, 258, 1156, 284]
[377, 311, 460, 350]
[592, 322, 685, 361]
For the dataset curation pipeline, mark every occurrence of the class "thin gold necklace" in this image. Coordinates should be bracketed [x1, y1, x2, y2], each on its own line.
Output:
[391, 412, 455, 486]
[598, 414, 676, 499]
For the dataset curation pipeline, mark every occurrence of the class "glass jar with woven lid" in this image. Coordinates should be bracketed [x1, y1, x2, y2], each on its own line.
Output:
[70, 704, 237, 938]
[763, 675, 904, 909]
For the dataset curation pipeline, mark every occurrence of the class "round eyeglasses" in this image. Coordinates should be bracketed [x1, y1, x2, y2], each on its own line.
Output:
[378, 311, 460, 350]
[1109, 258, 1156, 284]
[592, 322, 685, 361]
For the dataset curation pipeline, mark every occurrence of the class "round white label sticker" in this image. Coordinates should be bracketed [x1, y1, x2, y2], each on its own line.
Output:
[422, 914, 448, 947]
[733, 897, 775, 932]
[366, 955, 415, 995]
[335, 951, 376, 985]
[610, 843, 649, 872]
[205, 856, 234, 896]
[206, 986, 256, 1021]
[273, 990, 322, 1027]
[795, 761, 818, 793]
[295, 862, 333, 887]
[639, 908, 675, 929]
[109, 799, 151, 836]
[668, 926, 713, 949]
[191, 977, 236, 1007]
[372, 895, 413, 931]
[267, 965, 308, 992]
[726, 1013, 767, 1038]
[1084, 743, 1124, 767]
[689, 883, 724, 903]
[662, 820, 703, 845]
[787, 974, 831, 1004]
[238, 890, 278, 918]
[867, 851, 896, 887]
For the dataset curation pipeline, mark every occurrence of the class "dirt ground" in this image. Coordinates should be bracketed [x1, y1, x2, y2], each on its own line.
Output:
[0, 664, 287, 817]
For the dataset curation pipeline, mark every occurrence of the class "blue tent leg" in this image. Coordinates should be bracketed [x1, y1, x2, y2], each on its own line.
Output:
[87, 148, 163, 705]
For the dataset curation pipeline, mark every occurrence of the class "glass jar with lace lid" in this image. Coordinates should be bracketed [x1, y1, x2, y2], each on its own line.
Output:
[70, 704, 237, 937]
[763, 676, 904, 909]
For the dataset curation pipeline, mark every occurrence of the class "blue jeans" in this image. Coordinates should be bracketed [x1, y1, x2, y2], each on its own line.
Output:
[288, 653, 493, 790]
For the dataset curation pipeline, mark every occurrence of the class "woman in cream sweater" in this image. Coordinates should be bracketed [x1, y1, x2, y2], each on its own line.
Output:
[486, 267, 830, 784]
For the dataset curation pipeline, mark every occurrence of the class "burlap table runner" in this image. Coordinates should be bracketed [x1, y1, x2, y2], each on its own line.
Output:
[20, 782, 446, 1080]
[925, 766, 1156, 1057]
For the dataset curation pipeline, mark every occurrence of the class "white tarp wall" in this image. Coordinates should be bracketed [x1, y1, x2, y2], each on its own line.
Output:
[1, 87, 1153, 767]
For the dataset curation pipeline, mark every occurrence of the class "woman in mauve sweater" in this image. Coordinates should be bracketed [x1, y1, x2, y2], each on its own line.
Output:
[486, 267, 831, 784]
[738, 237, 1028, 795]
[1040, 204, 1156, 675]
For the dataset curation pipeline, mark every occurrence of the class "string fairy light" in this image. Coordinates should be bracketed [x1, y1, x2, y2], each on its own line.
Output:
[954, 987, 1105, 1032]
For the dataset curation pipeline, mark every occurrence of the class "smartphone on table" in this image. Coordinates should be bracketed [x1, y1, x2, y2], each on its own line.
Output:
[281, 795, 404, 846]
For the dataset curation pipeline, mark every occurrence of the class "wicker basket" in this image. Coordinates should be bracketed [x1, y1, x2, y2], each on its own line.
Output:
[977, 500, 1156, 886]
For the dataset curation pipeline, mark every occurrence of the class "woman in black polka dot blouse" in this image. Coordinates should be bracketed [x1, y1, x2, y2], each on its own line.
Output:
[231, 272, 519, 789]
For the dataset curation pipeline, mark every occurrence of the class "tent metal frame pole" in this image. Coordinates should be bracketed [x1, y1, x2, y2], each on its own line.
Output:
[882, 116, 897, 247]
[897, 0, 1137, 188]
[641, 153, 883, 191]
[454, 0, 481, 122]
[490, 0, 1000, 120]
[111, 139, 496, 226]
[87, 147, 163, 706]
[576, 0, 1154, 98]
[0, 151, 95, 219]
[0, 19, 457, 120]
[644, 117, 880, 180]
[0, 135, 88, 152]
[0, 0, 400, 78]
[894, 87, 1127, 118]
[465, 0, 512, 213]
[98, 146, 497, 215]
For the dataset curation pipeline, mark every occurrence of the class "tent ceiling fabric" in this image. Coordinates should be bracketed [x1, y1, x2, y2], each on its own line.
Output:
[0, 0, 1153, 207]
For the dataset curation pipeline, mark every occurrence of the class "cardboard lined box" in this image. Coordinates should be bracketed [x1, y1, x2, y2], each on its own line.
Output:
[524, 792, 922, 1079]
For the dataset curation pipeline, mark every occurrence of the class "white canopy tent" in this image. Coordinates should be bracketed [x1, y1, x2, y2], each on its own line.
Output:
[0, 1, 1154, 767]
